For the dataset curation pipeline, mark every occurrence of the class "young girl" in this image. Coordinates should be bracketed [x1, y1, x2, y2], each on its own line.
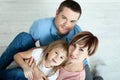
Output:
[11, 40, 68, 80]
[57, 31, 99, 80]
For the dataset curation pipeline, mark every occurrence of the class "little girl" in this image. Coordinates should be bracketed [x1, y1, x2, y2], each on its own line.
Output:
[13, 40, 68, 80]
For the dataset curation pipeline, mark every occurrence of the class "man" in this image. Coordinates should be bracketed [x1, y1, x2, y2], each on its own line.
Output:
[0, 0, 102, 80]
[29, 0, 81, 46]
[0, 0, 82, 70]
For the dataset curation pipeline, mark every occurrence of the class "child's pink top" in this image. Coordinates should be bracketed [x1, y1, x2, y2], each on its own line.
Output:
[56, 67, 85, 80]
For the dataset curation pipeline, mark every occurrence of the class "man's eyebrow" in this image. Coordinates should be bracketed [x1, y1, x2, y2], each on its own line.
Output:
[61, 15, 77, 21]
[71, 20, 77, 22]
[61, 15, 66, 18]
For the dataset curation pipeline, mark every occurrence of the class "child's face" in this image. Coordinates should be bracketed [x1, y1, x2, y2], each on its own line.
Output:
[47, 47, 67, 67]
[68, 43, 88, 63]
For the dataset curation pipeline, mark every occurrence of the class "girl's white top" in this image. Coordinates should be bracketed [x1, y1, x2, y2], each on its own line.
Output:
[7, 48, 59, 80]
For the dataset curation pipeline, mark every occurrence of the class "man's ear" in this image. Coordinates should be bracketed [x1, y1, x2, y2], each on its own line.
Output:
[56, 10, 59, 15]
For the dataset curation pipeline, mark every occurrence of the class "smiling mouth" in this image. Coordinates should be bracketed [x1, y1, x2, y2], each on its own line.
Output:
[62, 28, 68, 32]
[69, 55, 76, 59]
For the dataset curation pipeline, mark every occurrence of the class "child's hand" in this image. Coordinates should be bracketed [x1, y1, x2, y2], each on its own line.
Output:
[31, 63, 48, 80]
[25, 57, 34, 67]
[33, 70, 48, 80]
[23, 65, 33, 80]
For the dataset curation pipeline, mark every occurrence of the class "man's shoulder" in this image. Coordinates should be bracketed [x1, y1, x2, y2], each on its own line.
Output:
[73, 24, 82, 32]
[33, 17, 54, 28]
[74, 24, 81, 29]
[36, 17, 54, 23]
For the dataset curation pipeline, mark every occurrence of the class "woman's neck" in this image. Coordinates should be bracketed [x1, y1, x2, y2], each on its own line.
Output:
[64, 62, 84, 72]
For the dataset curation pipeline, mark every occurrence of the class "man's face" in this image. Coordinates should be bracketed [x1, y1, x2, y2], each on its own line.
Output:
[54, 7, 80, 36]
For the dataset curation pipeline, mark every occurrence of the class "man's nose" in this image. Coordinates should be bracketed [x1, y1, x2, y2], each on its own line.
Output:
[64, 20, 70, 27]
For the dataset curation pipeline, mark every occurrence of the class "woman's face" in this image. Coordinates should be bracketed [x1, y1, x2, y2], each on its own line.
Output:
[68, 43, 88, 63]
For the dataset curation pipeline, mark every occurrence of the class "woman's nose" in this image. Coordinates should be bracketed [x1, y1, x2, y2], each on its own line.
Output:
[71, 48, 78, 56]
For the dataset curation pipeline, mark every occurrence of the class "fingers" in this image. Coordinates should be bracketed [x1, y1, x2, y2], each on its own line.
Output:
[25, 57, 35, 67]
[32, 70, 48, 80]
[42, 76, 48, 80]
[28, 57, 34, 67]
[24, 71, 33, 80]
[31, 62, 36, 69]
[41, 74, 48, 80]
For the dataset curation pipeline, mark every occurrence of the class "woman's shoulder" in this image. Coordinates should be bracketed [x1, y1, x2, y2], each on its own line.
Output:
[57, 68, 85, 80]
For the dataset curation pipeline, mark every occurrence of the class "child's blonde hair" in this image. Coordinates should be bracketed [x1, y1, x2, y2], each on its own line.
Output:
[37, 40, 68, 77]
[69, 31, 99, 56]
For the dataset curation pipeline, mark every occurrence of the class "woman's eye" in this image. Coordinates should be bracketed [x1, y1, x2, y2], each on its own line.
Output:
[79, 48, 84, 51]
[72, 44, 76, 47]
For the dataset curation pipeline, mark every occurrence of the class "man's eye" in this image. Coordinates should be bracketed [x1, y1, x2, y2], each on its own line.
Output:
[62, 15, 66, 19]
[71, 20, 75, 23]
[62, 17, 66, 19]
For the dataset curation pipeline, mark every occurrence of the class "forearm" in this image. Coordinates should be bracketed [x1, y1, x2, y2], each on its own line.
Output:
[14, 53, 29, 69]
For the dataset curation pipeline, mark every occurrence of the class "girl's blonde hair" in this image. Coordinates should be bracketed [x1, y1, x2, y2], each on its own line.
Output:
[69, 31, 99, 56]
[37, 40, 68, 77]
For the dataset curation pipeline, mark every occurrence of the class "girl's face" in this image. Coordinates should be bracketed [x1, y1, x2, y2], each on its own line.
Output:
[68, 43, 88, 63]
[46, 47, 67, 67]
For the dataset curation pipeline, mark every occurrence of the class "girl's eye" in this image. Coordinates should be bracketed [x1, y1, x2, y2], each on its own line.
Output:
[55, 52, 58, 54]
[60, 56, 64, 59]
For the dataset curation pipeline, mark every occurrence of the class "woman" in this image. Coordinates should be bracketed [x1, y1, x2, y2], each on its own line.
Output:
[57, 31, 99, 80]
[24, 31, 99, 80]
[0, 31, 98, 80]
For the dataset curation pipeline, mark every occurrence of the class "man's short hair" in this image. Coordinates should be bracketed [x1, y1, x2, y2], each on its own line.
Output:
[58, 0, 82, 16]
